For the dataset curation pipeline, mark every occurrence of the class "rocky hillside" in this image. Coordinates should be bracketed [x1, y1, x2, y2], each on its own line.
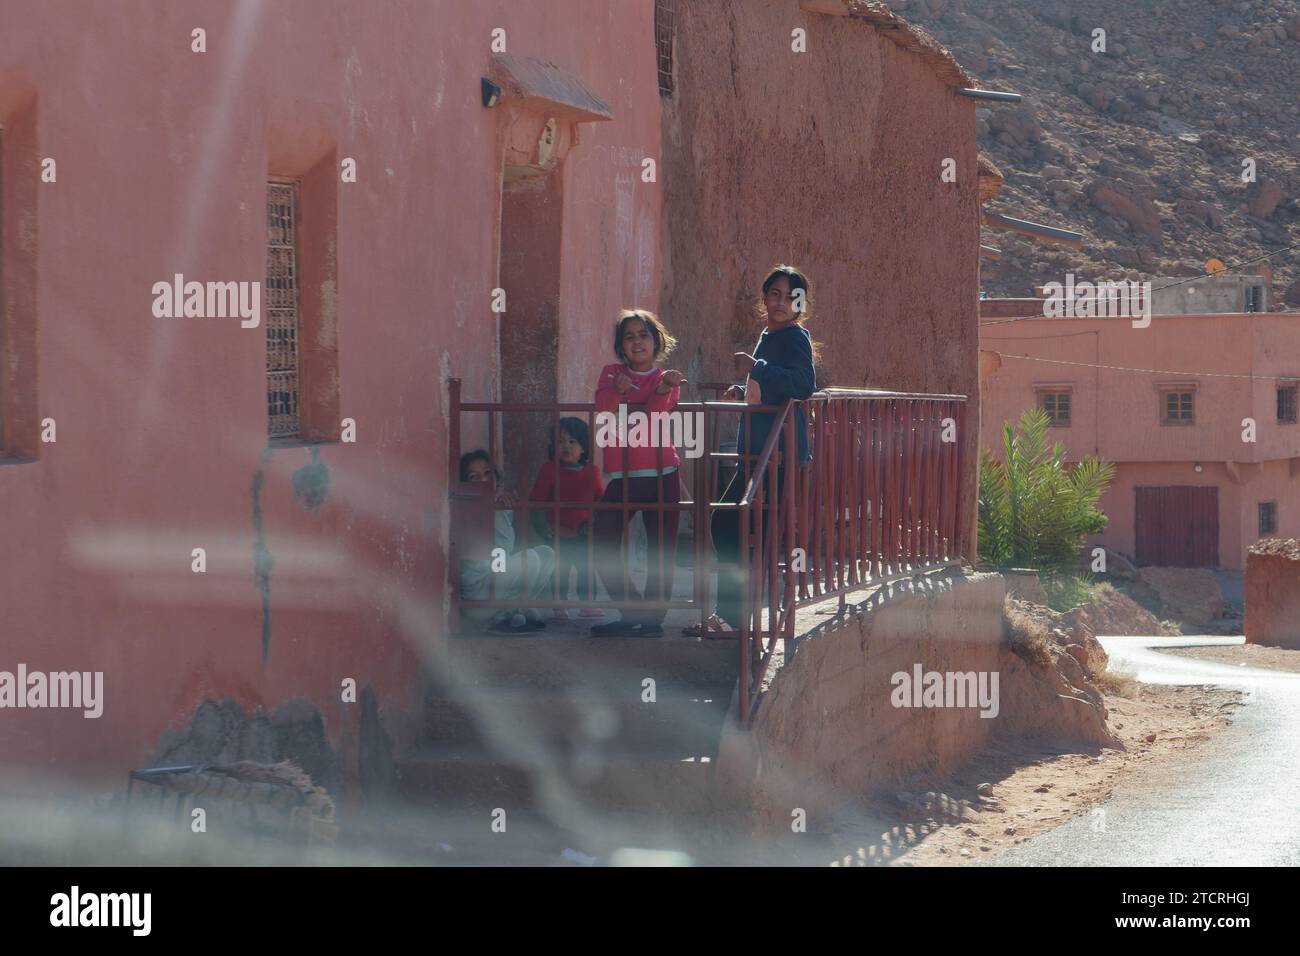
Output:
[887, 0, 1300, 303]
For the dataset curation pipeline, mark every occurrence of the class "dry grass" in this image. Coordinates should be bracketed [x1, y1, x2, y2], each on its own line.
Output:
[1001, 597, 1054, 665]
[1095, 669, 1139, 699]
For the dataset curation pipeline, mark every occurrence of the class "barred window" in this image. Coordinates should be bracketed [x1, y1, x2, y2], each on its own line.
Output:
[1259, 501, 1277, 536]
[1278, 385, 1298, 424]
[655, 0, 676, 96]
[267, 180, 300, 439]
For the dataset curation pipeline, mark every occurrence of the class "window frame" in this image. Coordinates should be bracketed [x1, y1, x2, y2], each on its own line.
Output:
[1033, 383, 1073, 428]
[1157, 383, 1197, 426]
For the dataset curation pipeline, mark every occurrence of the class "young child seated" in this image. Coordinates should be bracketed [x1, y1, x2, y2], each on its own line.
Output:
[458, 449, 554, 633]
[528, 417, 605, 620]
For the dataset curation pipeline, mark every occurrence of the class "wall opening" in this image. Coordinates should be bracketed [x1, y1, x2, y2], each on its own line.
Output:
[497, 165, 564, 488]
[0, 94, 38, 461]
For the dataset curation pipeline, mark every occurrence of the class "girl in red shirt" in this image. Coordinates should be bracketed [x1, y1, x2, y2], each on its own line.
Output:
[528, 417, 605, 620]
[590, 309, 686, 637]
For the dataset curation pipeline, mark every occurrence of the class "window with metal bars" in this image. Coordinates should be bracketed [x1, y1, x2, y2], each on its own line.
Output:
[266, 180, 300, 439]
[655, 0, 676, 96]
[1278, 385, 1298, 424]
[1259, 501, 1277, 536]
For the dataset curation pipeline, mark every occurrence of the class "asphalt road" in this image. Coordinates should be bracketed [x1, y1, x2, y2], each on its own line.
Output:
[989, 636, 1300, 866]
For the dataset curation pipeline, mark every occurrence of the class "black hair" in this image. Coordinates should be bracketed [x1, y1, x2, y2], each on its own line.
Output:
[761, 264, 812, 318]
[759, 263, 822, 365]
[458, 448, 499, 482]
[612, 308, 677, 363]
[549, 417, 591, 465]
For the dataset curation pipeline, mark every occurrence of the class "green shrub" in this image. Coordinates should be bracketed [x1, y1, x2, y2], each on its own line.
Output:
[978, 408, 1115, 574]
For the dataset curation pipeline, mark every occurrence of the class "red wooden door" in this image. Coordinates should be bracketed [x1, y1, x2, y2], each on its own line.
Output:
[1134, 486, 1219, 567]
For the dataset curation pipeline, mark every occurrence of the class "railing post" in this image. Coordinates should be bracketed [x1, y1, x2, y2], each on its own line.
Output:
[448, 378, 462, 487]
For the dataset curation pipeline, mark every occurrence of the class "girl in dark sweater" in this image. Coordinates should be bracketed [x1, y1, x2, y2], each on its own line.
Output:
[703, 265, 818, 636]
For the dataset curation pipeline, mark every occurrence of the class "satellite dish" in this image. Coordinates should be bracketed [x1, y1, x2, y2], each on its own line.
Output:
[1206, 258, 1226, 275]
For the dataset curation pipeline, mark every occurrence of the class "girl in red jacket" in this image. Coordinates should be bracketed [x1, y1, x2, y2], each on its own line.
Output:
[589, 309, 686, 637]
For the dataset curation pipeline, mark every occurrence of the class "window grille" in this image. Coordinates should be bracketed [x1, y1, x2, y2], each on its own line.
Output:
[655, 0, 676, 96]
[1259, 501, 1277, 536]
[267, 180, 300, 438]
[1278, 385, 1298, 424]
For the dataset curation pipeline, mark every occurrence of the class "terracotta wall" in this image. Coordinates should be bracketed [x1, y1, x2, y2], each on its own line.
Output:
[981, 313, 1300, 465]
[0, 0, 662, 793]
[1244, 544, 1300, 647]
[659, 0, 981, 553]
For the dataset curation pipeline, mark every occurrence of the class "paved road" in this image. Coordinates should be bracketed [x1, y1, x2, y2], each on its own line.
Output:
[989, 636, 1300, 866]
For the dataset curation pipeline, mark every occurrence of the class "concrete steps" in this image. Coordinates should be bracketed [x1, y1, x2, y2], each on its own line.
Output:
[396, 635, 739, 836]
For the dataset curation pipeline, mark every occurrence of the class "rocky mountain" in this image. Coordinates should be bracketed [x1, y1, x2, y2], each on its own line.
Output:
[888, 0, 1300, 304]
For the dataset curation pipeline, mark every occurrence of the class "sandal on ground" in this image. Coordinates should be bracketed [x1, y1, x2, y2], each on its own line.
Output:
[684, 614, 735, 638]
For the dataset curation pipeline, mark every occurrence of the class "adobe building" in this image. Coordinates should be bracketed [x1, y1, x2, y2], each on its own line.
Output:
[659, 0, 986, 547]
[0, 0, 662, 796]
[980, 304, 1300, 569]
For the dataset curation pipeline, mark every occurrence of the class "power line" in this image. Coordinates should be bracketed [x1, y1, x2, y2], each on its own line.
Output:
[983, 348, 1300, 383]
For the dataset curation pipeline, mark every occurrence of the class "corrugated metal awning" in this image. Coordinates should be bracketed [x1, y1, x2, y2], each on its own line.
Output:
[491, 55, 612, 123]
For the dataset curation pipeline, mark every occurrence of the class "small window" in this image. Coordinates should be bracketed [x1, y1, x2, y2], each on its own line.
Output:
[267, 180, 301, 439]
[1259, 501, 1277, 536]
[1278, 385, 1298, 424]
[1160, 388, 1195, 425]
[654, 0, 676, 96]
[1039, 390, 1071, 426]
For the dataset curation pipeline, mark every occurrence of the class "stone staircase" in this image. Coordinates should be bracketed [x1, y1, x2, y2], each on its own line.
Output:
[394, 634, 741, 860]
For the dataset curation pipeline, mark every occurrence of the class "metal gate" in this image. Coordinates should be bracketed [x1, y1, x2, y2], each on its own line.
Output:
[1134, 485, 1219, 567]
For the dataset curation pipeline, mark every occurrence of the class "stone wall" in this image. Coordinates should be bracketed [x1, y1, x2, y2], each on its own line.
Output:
[719, 572, 1005, 829]
[716, 570, 1121, 831]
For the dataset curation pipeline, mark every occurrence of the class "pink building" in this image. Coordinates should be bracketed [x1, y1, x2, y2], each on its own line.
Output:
[1, 0, 992, 818]
[980, 307, 1300, 569]
[0, 0, 662, 795]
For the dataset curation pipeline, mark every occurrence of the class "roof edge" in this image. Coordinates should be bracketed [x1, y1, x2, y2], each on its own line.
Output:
[799, 0, 975, 90]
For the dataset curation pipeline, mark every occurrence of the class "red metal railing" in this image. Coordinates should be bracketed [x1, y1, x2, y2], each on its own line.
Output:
[723, 388, 968, 722]
[447, 380, 967, 724]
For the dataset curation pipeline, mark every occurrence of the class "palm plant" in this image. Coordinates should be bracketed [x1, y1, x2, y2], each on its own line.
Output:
[978, 407, 1115, 573]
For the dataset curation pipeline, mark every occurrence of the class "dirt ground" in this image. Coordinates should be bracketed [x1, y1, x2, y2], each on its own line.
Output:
[817, 681, 1241, 866]
[1159, 642, 1300, 673]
